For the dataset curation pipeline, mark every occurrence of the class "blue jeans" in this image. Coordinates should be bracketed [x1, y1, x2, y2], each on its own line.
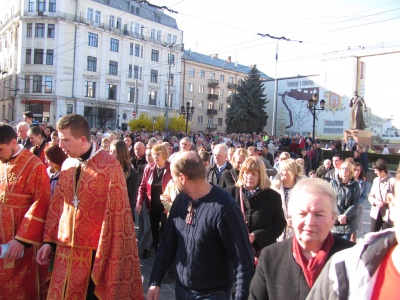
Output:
[175, 281, 231, 300]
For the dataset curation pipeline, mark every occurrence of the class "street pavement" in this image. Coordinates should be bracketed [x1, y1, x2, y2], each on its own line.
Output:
[136, 179, 375, 299]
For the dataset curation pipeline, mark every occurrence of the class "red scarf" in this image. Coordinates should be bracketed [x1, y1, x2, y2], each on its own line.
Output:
[292, 233, 334, 287]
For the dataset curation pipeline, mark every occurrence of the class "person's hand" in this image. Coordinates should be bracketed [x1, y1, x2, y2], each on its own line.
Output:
[374, 201, 383, 208]
[146, 286, 160, 300]
[249, 233, 256, 244]
[338, 214, 347, 225]
[136, 204, 142, 214]
[4, 239, 24, 259]
[36, 244, 53, 265]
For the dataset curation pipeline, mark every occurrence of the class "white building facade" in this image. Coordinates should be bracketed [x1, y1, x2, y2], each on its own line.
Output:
[0, 0, 183, 130]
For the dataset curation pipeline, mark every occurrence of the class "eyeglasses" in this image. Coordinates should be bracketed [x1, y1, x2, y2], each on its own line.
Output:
[340, 167, 350, 171]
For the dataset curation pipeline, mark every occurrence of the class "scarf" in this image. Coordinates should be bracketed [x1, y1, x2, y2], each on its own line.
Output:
[242, 186, 260, 200]
[292, 232, 334, 287]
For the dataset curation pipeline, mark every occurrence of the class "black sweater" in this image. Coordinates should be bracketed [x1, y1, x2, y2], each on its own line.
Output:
[149, 185, 254, 299]
[249, 236, 354, 300]
[225, 187, 286, 252]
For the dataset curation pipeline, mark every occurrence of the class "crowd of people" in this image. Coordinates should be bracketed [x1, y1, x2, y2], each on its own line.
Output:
[0, 112, 399, 300]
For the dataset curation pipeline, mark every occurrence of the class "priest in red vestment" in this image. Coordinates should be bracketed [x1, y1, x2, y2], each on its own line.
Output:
[0, 124, 51, 299]
[37, 114, 143, 299]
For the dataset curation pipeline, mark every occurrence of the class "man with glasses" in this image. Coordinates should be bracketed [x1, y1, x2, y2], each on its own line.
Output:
[146, 151, 254, 300]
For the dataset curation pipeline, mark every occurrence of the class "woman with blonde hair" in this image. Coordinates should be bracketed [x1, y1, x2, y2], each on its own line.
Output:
[227, 146, 236, 162]
[225, 156, 286, 254]
[271, 158, 305, 240]
[219, 147, 249, 189]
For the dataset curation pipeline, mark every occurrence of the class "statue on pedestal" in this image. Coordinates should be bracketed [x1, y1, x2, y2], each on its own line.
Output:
[349, 90, 367, 130]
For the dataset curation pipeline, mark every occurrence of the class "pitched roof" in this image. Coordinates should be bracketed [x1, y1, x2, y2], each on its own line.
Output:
[182, 50, 271, 79]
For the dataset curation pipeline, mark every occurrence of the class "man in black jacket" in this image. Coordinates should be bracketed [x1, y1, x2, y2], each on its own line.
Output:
[16, 122, 32, 150]
[206, 144, 232, 185]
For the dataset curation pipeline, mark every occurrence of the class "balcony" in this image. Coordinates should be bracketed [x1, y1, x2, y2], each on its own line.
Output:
[228, 82, 237, 89]
[227, 95, 234, 103]
[208, 79, 219, 87]
[207, 94, 218, 101]
[207, 124, 217, 130]
[207, 109, 218, 115]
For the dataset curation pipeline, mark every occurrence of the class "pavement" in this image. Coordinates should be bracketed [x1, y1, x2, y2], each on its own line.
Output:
[136, 174, 375, 299]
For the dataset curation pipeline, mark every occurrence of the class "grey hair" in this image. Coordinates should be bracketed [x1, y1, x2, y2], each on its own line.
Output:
[16, 121, 30, 131]
[213, 143, 228, 155]
[288, 178, 338, 218]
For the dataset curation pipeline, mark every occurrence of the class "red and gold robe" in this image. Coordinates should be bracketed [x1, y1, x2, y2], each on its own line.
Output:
[0, 148, 51, 299]
[44, 148, 143, 299]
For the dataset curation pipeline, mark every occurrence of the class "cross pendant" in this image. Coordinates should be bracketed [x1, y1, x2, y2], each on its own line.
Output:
[72, 195, 80, 209]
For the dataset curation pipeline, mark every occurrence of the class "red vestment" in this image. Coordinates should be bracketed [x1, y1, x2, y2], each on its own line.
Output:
[44, 148, 143, 299]
[0, 148, 51, 299]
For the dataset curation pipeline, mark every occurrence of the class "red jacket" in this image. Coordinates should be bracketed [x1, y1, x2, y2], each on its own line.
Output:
[137, 161, 172, 211]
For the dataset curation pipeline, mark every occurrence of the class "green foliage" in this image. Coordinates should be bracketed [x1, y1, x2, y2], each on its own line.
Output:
[128, 113, 187, 133]
[226, 65, 269, 133]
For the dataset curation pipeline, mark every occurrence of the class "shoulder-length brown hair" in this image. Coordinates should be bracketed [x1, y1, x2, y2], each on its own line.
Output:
[236, 156, 271, 190]
[111, 140, 131, 176]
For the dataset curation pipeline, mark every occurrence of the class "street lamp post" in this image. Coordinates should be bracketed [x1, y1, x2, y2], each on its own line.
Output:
[180, 101, 194, 133]
[307, 93, 326, 141]
[164, 43, 180, 131]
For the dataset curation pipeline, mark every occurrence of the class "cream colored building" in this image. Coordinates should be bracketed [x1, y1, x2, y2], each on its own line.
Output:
[0, 0, 183, 130]
[181, 50, 270, 132]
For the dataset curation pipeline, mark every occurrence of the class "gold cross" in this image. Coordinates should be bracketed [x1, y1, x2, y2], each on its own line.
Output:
[0, 175, 6, 185]
[0, 193, 7, 204]
[7, 173, 16, 182]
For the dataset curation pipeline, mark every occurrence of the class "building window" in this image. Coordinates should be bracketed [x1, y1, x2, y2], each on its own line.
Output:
[37, 0, 45, 12]
[34, 49, 44, 64]
[109, 61, 118, 75]
[134, 23, 140, 34]
[25, 75, 31, 93]
[87, 8, 93, 21]
[188, 83, 194, 92]
[29, 0, 34, 12]
[35, 24, 45, 37]
[148, 91, 157, 105]
[109, 15, 115, 27]
[110, 38, 119, 52]
[88, 32, 98, 47]
[156, 30, 161, 41]
[150, 70, 158, 83]
[134, 44, 140, 56]
[220, 75, 225, 82]
[151, 28, 156, 39]
[200, 70, 205, 78]
[128, 65, 132, 78]
[165, 93, 173, 108]
[128, 87, 138, 102]
[85, 81, 96, 97]
[168, 53, 175, 64]
[133, 65, 142, 80]
[129, 43, 133, 55]
[173, 35, 177, 44]
[198, 115, 203, 124]
[210, 72, 215, 80]
[33, 76, 42, 93]
[26, 49, 32, 64]
[27, 23, 32, 37]
[218, 103, 223, 111]
[46, 49, 54, 65]
[107, 84, 117, 100]
[219, 89, 224, 97]
[47, 24, 55, 38]
[198, 100, 204, 109]
[198, 85, 204, 94]
[166, 33, 172, 44]
[229, 76, 234, 84]
[87, 56, 97, 71]
[49, 0, 56, 12]
[151, 49, 159, 62]
[218, 118, 223, 126]
[95, 10, 101, 23]
[189, 68, 195, 77]
[67, 104, 73, 114]
[169, 74, 174, 86]
[45, 76, 53, 93]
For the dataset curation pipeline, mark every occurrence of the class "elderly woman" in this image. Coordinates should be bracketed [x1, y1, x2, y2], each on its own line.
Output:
[249, 178, 354, 300]
[330, 161, 360, 240]
[272, 158, 305, 240]
[28, 126, 48, 165]
[219, 148, 249, 189]
[136, 144, 172, 252]
[368, 158, 395, 232]
[225, 156, 286, 254]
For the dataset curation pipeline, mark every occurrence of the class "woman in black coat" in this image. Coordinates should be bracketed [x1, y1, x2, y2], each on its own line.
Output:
[225, 156, 286, 253]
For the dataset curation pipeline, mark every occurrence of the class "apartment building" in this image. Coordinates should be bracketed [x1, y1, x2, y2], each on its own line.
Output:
[181, 50, 270, 132]
[0, 0, 183, 130]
